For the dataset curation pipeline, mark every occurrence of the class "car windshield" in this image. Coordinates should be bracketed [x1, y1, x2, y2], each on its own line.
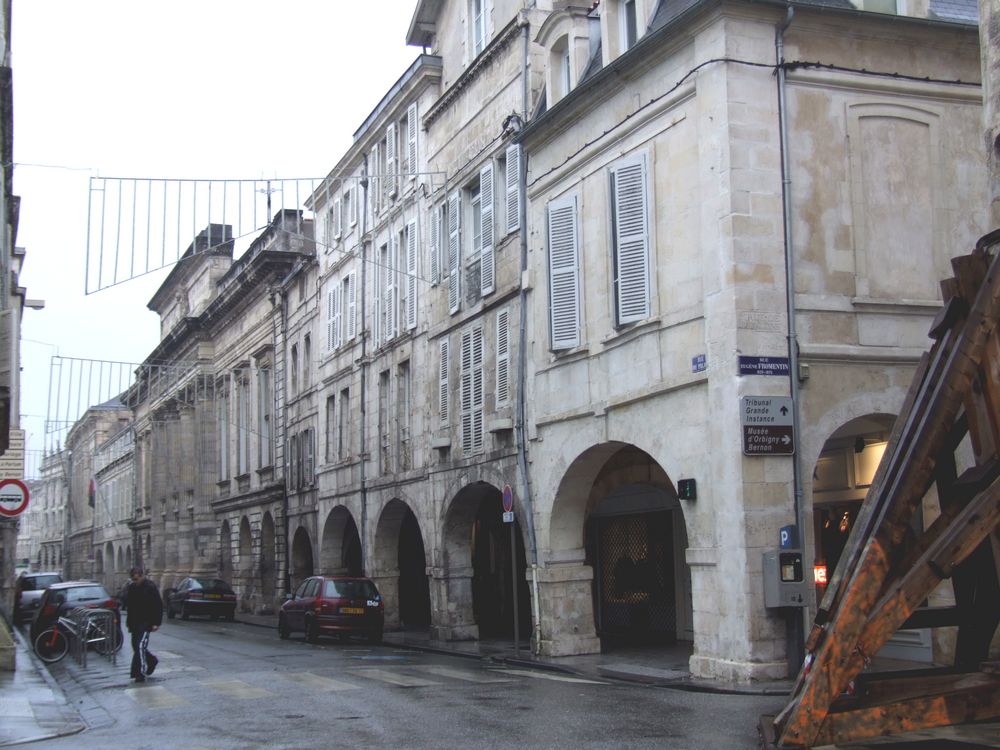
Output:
[190, 578, 232, 591]
[322, 580, 377, 599]
[65, 586, 109, 602]
[23, 575, 61, 591]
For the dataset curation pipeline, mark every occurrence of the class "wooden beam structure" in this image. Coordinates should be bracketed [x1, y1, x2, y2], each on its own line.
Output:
[764, 231, 1000, 749]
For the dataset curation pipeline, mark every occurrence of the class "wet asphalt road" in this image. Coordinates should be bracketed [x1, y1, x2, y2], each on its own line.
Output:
[27, 618, 787, 750]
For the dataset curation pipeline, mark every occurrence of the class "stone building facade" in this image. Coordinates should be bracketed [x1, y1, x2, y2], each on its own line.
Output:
[123, 0, 989, 684]
[91, 424, 134, 592]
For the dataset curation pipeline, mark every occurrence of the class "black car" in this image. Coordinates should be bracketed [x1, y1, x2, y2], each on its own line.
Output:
[164, 577, 237, 621]
[30, 580, 122, 645]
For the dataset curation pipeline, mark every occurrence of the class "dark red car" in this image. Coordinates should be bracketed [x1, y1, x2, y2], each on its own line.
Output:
[278, 576, 384, 644]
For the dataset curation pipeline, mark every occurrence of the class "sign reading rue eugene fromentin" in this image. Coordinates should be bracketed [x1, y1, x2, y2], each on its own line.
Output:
[740, 396, 795, 456]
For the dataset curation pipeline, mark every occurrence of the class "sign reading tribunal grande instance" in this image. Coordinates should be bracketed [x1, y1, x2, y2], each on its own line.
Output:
[740, 395, 795, 456]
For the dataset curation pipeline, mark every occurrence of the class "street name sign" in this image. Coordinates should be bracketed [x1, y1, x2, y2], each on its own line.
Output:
[740, 395, 795, 456]
[738, 355, 790, 377]
[0, 478, 30, 517]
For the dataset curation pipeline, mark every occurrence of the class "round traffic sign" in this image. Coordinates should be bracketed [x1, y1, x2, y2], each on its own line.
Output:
[502, 483, 514, 513]
[0, 478, 30, 517]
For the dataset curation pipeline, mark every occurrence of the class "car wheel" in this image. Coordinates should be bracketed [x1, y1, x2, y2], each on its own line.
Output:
[278, 615, 290, 640]
[180, 604, 190, 621]
[306, 617, 320, 644]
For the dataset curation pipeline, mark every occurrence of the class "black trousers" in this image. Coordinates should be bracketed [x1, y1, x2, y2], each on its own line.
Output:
[129, 626, 158, 678]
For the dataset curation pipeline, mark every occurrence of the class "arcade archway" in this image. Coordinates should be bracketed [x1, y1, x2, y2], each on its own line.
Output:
[320, 506, 362, 576]
[291, 526, 314, 590]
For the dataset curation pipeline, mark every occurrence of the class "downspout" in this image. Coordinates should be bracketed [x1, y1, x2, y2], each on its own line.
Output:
[359, 162, 370, 573]
[515, 14, 542, 655]
[776, 6, 806, 672]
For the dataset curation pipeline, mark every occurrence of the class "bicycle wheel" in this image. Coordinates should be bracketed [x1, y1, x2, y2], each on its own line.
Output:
[34, 628, 69, 663]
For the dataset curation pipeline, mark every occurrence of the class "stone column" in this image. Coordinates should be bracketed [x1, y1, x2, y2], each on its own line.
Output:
[428, 566, 479, 641]
[535, 562, 601, 657]
[370, 571, 400, 630]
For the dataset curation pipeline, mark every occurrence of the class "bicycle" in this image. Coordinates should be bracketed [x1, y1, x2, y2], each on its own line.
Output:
[33, 623, 69, 664]
[88, 617, 124, 656]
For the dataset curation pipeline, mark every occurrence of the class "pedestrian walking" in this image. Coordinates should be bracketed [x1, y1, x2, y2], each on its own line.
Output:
[120, 567, 163, 683]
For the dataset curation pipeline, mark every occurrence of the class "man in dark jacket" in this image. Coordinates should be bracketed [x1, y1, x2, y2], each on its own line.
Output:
[120, 567, 163, 682]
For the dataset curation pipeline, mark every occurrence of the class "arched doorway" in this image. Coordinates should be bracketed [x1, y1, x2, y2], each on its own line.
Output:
[373, 499, 431, 631]
[219, 521, 233, 582]
[550, 442, 693, 652]
[291, 526, 314, 590]
[320, 507, 362, 576]
[443, 483, 531, 641]
[94, 548, 104, 581]
[105, 542, 116, 589]
[260, 512, 276, 604]
[238, 517, 254, 601]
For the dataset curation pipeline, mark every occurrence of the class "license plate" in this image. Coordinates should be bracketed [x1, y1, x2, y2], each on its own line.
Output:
[341, 607, 364, 615]
[206, 594, 221, 599]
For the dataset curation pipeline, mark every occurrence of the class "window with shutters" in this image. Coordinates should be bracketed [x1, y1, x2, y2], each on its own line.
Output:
[479, 162, 495, 295]
[430, 202, 443, 285]
[495, 308, 510, 406]
[330, 199, 342, 243]
[385, 122, 398, 200]
[547, 194, 581, 350]
[460, 325, 485, 456]
[301, 428, 314, 486]
[398, 360, 411, 471]
[345, 185, 357, 229]
[338, 387, 350, 459]
[343, 272, 357, 342]
[327, 283, 342, 352]
[217, 379, 231, 481]
[258, 365, 273, 467]
[439, 338, 450, 426]
[378, 370, 392, 474]
[610, 154, 651, 326]
[471, 0, 490, 57]
[405, 103, 418, 181]
[290, 343, 299, 396]
[288, 433, 299, 489]
[303, 334, 311, 390]
[325, 395, 336, 462]
[237, 371, 250, 476]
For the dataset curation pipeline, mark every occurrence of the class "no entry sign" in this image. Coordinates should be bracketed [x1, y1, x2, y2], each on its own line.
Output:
[0, 478, 30, 517]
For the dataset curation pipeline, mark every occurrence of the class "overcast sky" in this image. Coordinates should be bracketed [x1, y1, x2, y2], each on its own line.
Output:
[13, 1, 422, 475]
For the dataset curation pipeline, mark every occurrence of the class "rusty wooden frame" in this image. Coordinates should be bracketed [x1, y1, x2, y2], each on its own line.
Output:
[768, 233, 1000, 748]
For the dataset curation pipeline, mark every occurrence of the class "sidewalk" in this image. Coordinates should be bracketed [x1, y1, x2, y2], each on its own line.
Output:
[235, 611, 794, 695]
[0, 625, 85, 747]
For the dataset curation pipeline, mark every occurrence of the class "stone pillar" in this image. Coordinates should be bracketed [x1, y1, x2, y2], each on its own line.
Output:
[428, 566, 479, 641]
[535, 562, 601, 657]
[370, 571, 400, 630]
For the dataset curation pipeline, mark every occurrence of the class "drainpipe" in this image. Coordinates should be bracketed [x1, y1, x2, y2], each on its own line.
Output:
[515, 14, 543, 655]
[270, 286, 291, 597]
[776, 6, 806, 674]
[359, 162, 370, 574]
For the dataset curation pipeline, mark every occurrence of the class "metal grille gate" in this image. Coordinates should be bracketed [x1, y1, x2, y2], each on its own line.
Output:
[592, 511, 677, 644]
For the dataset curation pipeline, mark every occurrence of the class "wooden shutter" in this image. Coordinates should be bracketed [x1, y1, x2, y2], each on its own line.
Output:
[406, 102, 418, 179]
[496, 308, 510, 406]
[332, 198, 342, 241]
[505, 144, 520, 234]
[611, 156, 650, 325]
[448, 192, 461, 314]
[388, 234, 399, 339]
[386, 123, 397, 198]
[406, 219, 418, 330]
[547, 194, 581, 350]
[326, 288, 336, 351]
[460, 327, 484, 454]
[346, 271, 357, 340]
[479, 162, 495, 296]
[429, 203, 440, 284]
[439, 338, 449, 425]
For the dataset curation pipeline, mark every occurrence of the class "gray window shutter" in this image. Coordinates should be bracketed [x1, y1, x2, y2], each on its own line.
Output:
[448, 192, 461, 314]
[439, 338, 449, 425]
[406, 219, 418, 330]
[505, 144, 520, 234]
[406, 103, 418, 178]
[611, 156, 650, 325]
[430, 203, 441, 284]
[496, 308, 510, 405]
[327, 288, 337, 351]
[479, 162, 495, 296]
[547, 194, 581, 350]
[386, 123, 398, 198]
[346, 271, 357, 340]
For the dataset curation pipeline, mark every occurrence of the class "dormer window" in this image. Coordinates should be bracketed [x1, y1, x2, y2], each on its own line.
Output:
[621, 0, 638, 51]
[471, 0, 489, 57]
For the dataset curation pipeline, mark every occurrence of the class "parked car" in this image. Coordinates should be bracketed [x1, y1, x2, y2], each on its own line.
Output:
[164, 577, 237, 621]
[278, 576, 384, 644]
[30, 581, 122, 647]
[14, 571, 63, 624]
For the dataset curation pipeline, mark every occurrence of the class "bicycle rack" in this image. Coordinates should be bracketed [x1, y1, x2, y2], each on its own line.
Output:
[64, 607, 120, 668]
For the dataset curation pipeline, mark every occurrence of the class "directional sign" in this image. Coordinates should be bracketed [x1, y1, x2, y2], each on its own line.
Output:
[740, 395, 795, 456]
[0, 478, 30, 517]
